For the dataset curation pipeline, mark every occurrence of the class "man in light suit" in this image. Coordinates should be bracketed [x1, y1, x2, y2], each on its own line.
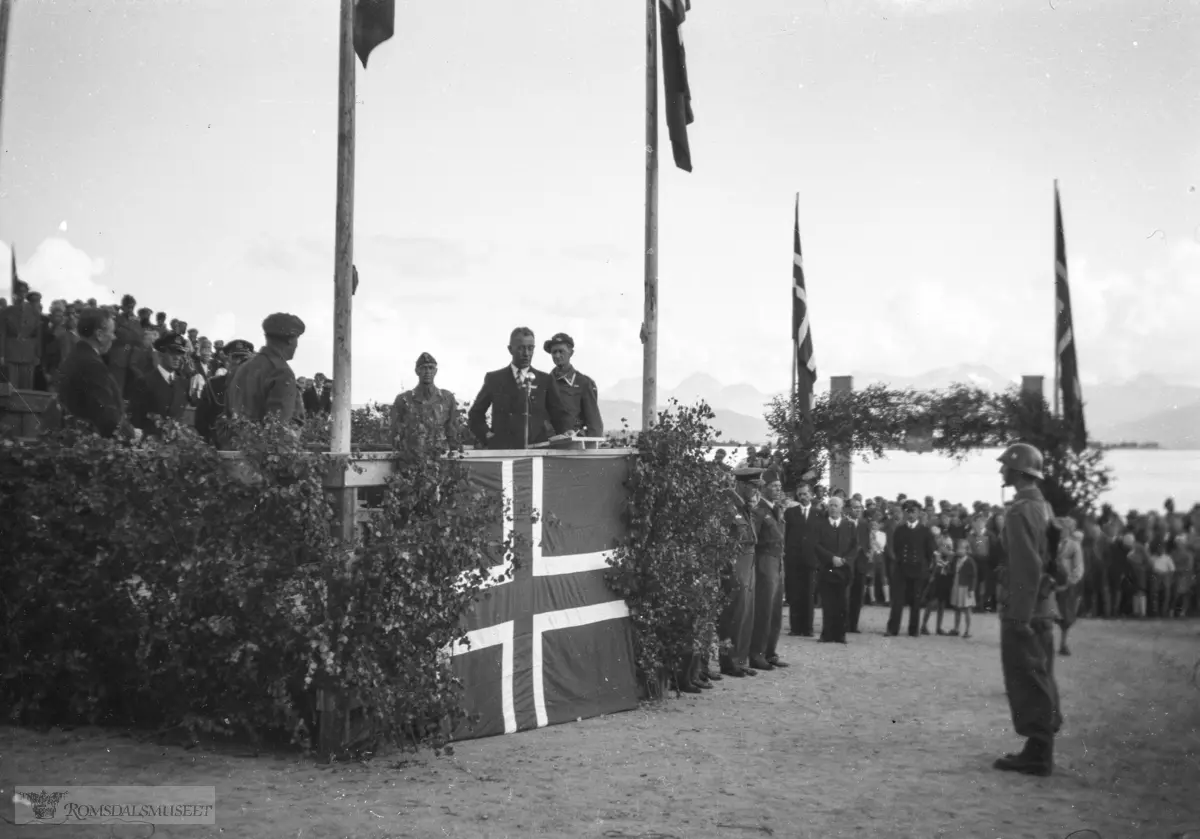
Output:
[467, 326, 570, 449]
[815, 496, 858, 643]
[783, 483, 819, 636]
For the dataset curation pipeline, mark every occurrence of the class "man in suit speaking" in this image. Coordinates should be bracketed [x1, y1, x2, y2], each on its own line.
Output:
[468, 326, 570, 449]
[814, 495, 858, 644]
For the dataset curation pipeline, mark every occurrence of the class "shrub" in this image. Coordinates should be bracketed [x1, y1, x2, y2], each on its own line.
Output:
[604, 401, 739, 697]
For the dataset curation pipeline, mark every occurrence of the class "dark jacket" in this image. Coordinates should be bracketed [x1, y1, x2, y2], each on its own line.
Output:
[891, 522, 937, 580]
[753, 499, 786, 558]
[195, 373, 233, 446]
[303, 384, 333, 416]
[128, 367, 190, 434]
[550, 366, 604, 437]
[814, 515, 858, 584]
[227, 346, 301, 424]
[783, 503, 820, 569]
[999, 486, 1054, 623]
[852, 516, 873, 574]
[56, 340, 132, 438]
[467, 366, 569, 449]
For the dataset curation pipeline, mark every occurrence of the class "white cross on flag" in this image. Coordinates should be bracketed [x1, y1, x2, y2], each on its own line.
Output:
[448, 454, 640, 739]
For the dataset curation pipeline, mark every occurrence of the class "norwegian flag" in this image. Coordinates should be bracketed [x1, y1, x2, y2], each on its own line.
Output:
[449, 454, 639, 739]
[1054, 182, 1087, 453]
[793, 194, 817, 415]
[659, 0, 694, 172]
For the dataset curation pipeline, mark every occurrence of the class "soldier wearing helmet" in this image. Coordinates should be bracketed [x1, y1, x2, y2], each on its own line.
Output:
[993, 442, 1062, 777]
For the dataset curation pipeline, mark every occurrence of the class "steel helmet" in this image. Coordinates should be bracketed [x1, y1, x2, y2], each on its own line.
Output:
[997, 442, 1044, 480]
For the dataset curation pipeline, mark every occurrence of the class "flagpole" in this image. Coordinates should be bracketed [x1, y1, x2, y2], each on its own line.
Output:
[331, 0, 355, 459]
[0, 0, 13, 160]
[641, 0, 659, 433]
[1052, 179, 1060, 419]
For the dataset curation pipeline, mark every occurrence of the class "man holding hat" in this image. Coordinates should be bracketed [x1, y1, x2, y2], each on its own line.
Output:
[391, 352, 460, 453]
[128, 331, 191, 435]
[195, 339, 255, 447]
[543, 332, 603, 438]
[227, 312, 306, 426]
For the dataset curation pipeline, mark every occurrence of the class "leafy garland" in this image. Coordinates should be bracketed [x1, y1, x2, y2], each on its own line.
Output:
[764, 382, 1112, 517]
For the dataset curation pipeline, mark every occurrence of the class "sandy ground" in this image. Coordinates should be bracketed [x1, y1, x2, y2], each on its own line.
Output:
[3, 606, 1199, 839]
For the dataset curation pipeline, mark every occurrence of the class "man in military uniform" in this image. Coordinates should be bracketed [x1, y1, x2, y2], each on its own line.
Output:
[749, 467, 788, 671]
[887, 499, 936, 637]
[105, 294, 144, 397]
[56, 307, 139, 440]
[227, 312, 305, 427]
[195, 338, 254, 447]
[718, 467, 762, 678]
[128, 331, 191, 435]
[0, 280, 43, 389]
[391, 352, 460, 453]
[542, 332, 603, 438]
[993, 442, 1062, 777]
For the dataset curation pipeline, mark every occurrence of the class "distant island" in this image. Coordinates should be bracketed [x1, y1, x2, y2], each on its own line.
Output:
[1093, 441, 1161, 451]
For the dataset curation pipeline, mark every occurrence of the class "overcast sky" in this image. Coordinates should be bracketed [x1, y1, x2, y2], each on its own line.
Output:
[2, 0, 1196, 403]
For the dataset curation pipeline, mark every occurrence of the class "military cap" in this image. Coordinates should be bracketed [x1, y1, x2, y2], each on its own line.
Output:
[225, 339, 255, 357]
[262, 312, 306, 339]
[153, 331, 189, 354]
[732, 467, 764, 483]
[27, 291, 42, 303]
[762, 467, 782, 485]
[543, 332, 575, 353]
[903, 499, 922, 512]
[122, 294, 136, 307]
[416, 352, 437, 367]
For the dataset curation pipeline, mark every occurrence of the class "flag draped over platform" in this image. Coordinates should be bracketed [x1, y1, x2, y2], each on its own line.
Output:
[353, 0, 395, 68]
[1054, 182, 1087, 454]
[449, 455, 639, 740]
[658, 0, 694, 172]
[792, 195, 816, 415]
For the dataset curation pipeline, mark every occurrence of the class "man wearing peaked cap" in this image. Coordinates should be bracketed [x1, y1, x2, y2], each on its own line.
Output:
[718, 465, 764, 679]
[227, 313, 306, 428]
[195, 339, 255, 448]
[749, 466, 788, 671]
[128, 331, 191, 435]
[391, 351, 460, 454]
[543, 332, 603, 438]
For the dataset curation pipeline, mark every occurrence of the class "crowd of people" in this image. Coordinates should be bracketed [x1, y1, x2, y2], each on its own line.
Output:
[683, 445, 1198, 696]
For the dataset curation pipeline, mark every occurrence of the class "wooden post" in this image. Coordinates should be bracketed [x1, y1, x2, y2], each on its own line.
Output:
[829, 375, 852, 497]
[330, 0, 357, 545]
[640, 0, 659, 432]
[1052, 180, 1060, 419]
[0, 0, 13, 150]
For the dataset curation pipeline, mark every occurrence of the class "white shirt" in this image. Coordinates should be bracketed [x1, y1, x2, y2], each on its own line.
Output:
[511, 365, 534, 385]
[829, 517, 842, 528]
[157, 364, 175, 383]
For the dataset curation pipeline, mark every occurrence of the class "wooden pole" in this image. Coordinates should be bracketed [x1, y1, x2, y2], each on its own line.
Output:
[0, 0, 13, 159]
[331, 0, 356, 459]
[640, 0, 659, 432]
[1052, 180, 1060, 419]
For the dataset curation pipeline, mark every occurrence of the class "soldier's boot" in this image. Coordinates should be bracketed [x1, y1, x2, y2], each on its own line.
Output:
[994, 739, 1053, 776]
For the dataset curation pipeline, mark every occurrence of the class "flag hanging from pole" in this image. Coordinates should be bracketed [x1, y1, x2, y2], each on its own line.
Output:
[353, 0, 395, 68]
[658, 0, 693, 172]
[793, 194, 816, 415]
[1055, 182, 1087, 453]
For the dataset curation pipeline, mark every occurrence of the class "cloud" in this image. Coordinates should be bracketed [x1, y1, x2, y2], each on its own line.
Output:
[15, 237, 114, 304]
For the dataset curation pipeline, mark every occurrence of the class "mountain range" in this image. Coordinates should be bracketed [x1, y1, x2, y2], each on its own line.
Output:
[599, 365, 1200, 449]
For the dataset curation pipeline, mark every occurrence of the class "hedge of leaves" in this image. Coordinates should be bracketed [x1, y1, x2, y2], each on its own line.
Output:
[604, 401, 740, 698]
[764, 382, 1112, 517]
[0, 416, 509, 755]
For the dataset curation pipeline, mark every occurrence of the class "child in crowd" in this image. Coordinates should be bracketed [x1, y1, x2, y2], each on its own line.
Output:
[922, 533, 956, 635]
[949, 538, 976, 638]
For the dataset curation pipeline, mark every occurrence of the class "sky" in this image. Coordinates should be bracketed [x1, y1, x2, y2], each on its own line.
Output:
[2, 0, 1197, 404]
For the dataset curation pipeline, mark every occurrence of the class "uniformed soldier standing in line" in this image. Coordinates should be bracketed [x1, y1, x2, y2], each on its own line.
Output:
[390, 352, 460, 453]
[127, 331, 191, 435]
[194, 339, 254, 447]
[718, 467, 763, 678]
[227, 313, 306, 428]
[994, 442, 1063, 777]
[748, 467, 788, 671]
[542, 332, 603, 438]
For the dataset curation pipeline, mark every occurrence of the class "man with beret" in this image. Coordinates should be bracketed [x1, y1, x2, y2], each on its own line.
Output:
[542, 332, 603, 438]
[195, 339, 255, 447]
[467, 326, 569, 449]
[128, 331, 191, 435]
[391, 352, 460, 453]
[887, 499, 937, 637]
[718, 467, 763, 678]
[227, 312, 306, 428]
[749, 467, 788, 671]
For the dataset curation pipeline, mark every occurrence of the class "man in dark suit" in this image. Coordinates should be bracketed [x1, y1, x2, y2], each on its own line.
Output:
[195, 338, 254, 447]
[56, 307, 138, 440]
[815, 496, 858, 643]
[888, 499, 937, 637]
[847, 497, 873, 632]
[467, 326, 569, 449]
[303, 372, 333, 416]
[128, 331, 191, 435]
[783, 482, 819, 636]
